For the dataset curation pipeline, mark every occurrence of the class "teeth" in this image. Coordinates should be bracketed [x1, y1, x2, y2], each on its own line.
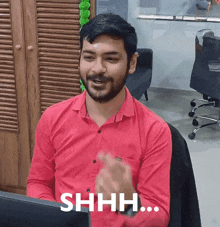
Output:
[94, 80, 103, 82]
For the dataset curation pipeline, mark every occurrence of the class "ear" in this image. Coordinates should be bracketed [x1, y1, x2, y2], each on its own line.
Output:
[128, 52, 138, 74]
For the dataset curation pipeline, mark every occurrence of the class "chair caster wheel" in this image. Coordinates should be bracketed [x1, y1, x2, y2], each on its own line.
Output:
[190, 101, 196, 107]
[188, 132, 196, 140]
[188, 111, 195, 117]
[192, 119, 199, 126]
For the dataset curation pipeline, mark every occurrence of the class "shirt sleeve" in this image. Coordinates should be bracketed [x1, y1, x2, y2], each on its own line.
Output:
[119, 121, 172, 226]
[26, 109, 56, 202]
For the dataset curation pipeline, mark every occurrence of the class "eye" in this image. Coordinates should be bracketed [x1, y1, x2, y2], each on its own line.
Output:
[107, 57, 119, 62]
[83, 55, 94, 61]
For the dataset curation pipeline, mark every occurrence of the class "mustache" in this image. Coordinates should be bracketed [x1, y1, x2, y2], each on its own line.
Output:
[88, 75, 108, 82]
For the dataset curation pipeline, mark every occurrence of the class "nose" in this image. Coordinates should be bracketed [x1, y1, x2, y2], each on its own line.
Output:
[91, 58, 106, 74]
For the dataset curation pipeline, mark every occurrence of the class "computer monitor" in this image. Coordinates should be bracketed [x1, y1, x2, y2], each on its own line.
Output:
[0, 191, 91, 227]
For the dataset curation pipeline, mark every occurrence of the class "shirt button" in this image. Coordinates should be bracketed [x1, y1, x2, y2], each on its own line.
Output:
[93, 160, 96, 163]
[87, 189, 90, 192]
[98, 130, 101, 133]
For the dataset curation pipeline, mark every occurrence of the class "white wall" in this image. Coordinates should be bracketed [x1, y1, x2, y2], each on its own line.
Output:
[128, 0, 220, 91]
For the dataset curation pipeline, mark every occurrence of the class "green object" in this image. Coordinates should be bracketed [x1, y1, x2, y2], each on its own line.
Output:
[79, 17, 89, 26]
[79, 2, 90, 10]
[79, 0, 90, 91]
[80, 10, 90, 18]
[80, 79, 85, 91]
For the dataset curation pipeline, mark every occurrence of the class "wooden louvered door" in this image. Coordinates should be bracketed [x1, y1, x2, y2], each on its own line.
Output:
[24, 0, 96, 157]
[0, 0, 95, 195]
[0, 0, 31, 194]
[23, 0, 82, 158]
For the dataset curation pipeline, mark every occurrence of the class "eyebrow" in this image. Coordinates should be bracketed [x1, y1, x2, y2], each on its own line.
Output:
[82, 50, 121, 56]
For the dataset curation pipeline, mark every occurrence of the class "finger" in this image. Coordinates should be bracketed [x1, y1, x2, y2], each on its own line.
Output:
[96, 175, 113, 200]
[97, 152, 114, 164]
[98, 153, 117, 170]
[99, 168, 117, 192]
[98, 152, 126, 176]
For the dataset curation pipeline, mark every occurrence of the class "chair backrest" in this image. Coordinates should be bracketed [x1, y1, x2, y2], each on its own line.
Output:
[190, 32, 220, 100]
[125, 48, 153, 100]
[136, 48, 153, 69]
[167, 123, 202, 227]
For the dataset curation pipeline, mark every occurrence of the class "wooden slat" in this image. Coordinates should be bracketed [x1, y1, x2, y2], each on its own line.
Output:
[0, 49, 13, 55]
[0, 115, 18, 122]
[39, 51, 78, 59]
[0, 96, 16, 103]
[0, 3, 10, 9]
[40, 70, 79, 78]
[39, 56, 79, 65]
[0, 123, 18, 130]
[40, 97, 69, 103]
[37, 23, 79, 30]
[0, 83, 15, 89]
[40, 75, 79, 83]
[0, 8, 10, 13]
[40, 79, 78, 87]
[40, 84, 80, 92]
[0, 87, 16, 94]
[0, 39, 12, 45]
[38, 37, 79, 45]
[36, 0, 79, 3]
[37, 13, 80, 19]
[37, 7, 79, 14]
[38, 32, 79, 40]
[0, 18, 11, 23]
[0, 111, 17, 117]
[0, 13, 10, 18]
[0, 24, 11, 29]
[38, 42, 79, 50]
[40, 88, 77, 97]
[0, 92, 16, 98]
[39, 61, 78, 69]
[39, 47, 79, 54]
[0, 54, 13, 60]
[38, 28, 79, 35]
[36, 2, 79, 8]
[0, 29, 12, 34]
[0, 106, 17, 113]
[0, 44, 13, 50]
[41, 93, 73, 100]
[0, 64, 14, 70]
[0, 69, 14, 74]
[37, 18, 79, 24]
[39, 66, 79, 73]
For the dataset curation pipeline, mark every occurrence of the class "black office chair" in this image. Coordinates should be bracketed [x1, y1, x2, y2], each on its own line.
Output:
[167, 123, 201, 227]
[188, 30, 220, 140]
[125, 48, 153, 100]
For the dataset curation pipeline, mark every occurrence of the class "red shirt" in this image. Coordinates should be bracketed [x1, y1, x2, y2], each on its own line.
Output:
[27, 86, 172, 227]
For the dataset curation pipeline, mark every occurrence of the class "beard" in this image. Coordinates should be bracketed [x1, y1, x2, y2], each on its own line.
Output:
[79, 68, 129, 104]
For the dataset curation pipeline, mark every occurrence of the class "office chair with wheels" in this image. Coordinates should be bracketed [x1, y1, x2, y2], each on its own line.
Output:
[188, 30, 220, 140]
[167, 123, 201, 227]
[125, 48, 153, 101]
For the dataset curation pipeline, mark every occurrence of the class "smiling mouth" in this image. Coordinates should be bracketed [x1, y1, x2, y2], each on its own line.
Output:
[93, 80, 105, 83]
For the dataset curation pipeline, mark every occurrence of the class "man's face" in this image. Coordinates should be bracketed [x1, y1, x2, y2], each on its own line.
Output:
[79, 34, 132, 103]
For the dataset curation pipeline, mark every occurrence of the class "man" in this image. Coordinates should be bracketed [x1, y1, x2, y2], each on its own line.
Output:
[27, 13, 172, 226]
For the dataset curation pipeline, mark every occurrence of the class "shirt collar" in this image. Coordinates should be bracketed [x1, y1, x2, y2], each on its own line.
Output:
[72, 86, 135, 122]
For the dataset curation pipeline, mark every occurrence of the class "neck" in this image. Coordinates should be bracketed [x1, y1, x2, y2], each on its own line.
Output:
[85, 87, 126, 119]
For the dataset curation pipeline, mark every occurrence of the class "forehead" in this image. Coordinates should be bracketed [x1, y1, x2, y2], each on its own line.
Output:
[82, 34, 126, 54]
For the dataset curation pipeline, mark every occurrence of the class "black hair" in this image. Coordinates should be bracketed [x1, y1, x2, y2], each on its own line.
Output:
[80, 13, 137, 63]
